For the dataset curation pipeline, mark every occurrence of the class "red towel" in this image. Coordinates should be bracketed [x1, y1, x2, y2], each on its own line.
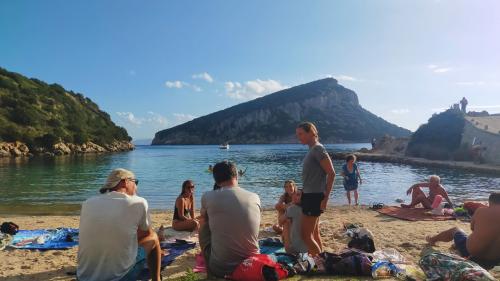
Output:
[376, 206, 455, 221]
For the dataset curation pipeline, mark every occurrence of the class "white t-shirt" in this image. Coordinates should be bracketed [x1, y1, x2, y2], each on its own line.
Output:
[77, 192, 150, 281]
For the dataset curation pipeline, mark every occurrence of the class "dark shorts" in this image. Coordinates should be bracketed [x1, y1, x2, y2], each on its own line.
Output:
[301, 192, 324, 217]
[453, 230, 470, 258]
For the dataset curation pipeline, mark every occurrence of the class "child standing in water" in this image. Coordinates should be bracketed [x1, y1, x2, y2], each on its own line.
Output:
[342, 155, 362, 205]
[273, 180, 297, 234]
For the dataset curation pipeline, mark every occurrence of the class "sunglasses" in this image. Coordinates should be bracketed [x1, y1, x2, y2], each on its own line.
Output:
[126, 178, 139, 185]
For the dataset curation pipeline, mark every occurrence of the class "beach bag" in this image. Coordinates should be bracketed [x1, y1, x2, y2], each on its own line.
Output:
[419, 251, 495, 281]
[226, 254, 289, 281]
[319, 250, 373, 276]
[1, 222, 19, 235]
[348, 236, 376, 253]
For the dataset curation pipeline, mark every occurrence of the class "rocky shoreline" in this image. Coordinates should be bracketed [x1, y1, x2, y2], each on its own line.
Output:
[0, 140, 134, 158]
[332, 151, 500, 175]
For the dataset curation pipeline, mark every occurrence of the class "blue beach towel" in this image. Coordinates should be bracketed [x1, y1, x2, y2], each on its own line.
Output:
[138, 240, 196, 280]
[259, 238, 286, 255]
[10, 228, 79, 250]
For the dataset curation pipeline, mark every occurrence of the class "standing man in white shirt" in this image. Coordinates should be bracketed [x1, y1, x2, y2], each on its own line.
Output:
[77, 168, 162, 281]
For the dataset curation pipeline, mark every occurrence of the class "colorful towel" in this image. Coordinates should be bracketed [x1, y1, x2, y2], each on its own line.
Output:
[376, 206, 455, 221]
[138, 241, 196, 280]
[259, 238, 285, 255]
[10, 228, 79, 250]
[419, 251, 495, 281]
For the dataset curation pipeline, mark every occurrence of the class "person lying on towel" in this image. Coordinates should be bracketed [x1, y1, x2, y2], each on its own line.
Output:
[426, 192, 500, 269]
[77, 168, 162, 281]
[401, 175, 453, 209]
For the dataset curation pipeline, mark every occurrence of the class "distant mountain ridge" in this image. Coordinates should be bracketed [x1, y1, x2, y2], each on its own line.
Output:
[152, 78, 411, 145]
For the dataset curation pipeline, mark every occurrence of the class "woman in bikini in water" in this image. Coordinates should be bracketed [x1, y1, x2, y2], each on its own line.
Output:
[172, 180, 199, 232]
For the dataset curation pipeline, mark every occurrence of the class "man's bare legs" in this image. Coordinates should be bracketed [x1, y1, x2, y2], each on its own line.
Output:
[402, 187, 432, 208]
[426, 227, 461, 245]
[139, 231, 162, 281]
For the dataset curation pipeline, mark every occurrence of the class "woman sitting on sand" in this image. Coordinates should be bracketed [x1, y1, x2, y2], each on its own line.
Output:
[172, 180, 199, 232]
[341, 154, 362, 206]
[273, 180, 297, 233]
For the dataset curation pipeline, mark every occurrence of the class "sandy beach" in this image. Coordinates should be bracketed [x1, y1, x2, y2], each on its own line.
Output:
[1, 207, 498, 281]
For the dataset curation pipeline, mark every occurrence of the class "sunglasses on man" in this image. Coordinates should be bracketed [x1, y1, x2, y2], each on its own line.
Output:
[126, 178, 139, 185]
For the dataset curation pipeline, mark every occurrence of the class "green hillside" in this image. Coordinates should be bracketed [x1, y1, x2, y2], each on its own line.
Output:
[0, 67, 131, 149]
[406, 109, 465, 160]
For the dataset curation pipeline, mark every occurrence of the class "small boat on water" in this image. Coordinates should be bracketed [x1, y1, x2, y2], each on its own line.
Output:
[219, 143, 229, 150]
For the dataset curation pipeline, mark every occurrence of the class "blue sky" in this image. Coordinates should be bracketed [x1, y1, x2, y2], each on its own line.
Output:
[1, 0, 499, 141]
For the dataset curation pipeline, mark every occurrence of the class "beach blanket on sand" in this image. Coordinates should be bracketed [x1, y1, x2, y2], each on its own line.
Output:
[10, 228, 79, 250]
[138, 241, 196, 280]
[259, 238, 286, 255]
[377, 206, 455, 221]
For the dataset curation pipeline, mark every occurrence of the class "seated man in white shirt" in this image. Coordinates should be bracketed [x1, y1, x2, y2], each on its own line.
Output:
[77, 168, 162, 281]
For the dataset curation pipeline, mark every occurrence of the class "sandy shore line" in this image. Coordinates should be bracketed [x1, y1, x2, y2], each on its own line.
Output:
[1, 207, 498, 281]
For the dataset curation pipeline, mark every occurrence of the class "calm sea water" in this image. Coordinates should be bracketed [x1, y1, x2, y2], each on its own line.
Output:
[0, 144, 499, 214]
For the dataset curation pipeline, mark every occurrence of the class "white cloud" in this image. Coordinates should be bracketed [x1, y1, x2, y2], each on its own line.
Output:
[456, 81, 486, 86]
[192, 72, 214, 83]
[165, 80, 202, 92]
[191, 85, 202, 92]
[225, 79, 287, 100]
[333, 74, 358, 82]
[117, 111, 169, 127]
[165, 80, 185, 88]
[116, 112, 143, 125]
[390, 109, 410, 114]
[146, 112, 169, 126]
[433, 67, 452, 73]
[173, 113, 197, 124]
[427, 64, 452, 74]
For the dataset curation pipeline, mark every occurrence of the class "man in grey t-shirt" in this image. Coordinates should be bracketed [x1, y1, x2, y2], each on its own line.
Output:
[199, 161, 261, 278]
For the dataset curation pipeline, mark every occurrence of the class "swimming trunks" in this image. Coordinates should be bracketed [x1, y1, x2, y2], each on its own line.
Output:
[453, 230, 470, 258]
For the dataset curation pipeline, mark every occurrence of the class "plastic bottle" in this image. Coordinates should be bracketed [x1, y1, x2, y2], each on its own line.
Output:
[372, 261, 405, 279]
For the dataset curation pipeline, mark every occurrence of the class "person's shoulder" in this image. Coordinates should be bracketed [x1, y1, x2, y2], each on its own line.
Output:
[201, 189, 216, 202]
[83, 193, 107, 205]
[313, 143, 326, 152]
[238, 188, 260, 202]
[128, 195, 148, 206]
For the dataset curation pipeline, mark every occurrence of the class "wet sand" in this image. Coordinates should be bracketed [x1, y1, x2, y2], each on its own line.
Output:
[1, 207, 498, 280]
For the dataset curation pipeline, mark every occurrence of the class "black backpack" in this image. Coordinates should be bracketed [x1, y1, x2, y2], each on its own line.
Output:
[1, 222, 19, 235]
[348, 236, 376, 253]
